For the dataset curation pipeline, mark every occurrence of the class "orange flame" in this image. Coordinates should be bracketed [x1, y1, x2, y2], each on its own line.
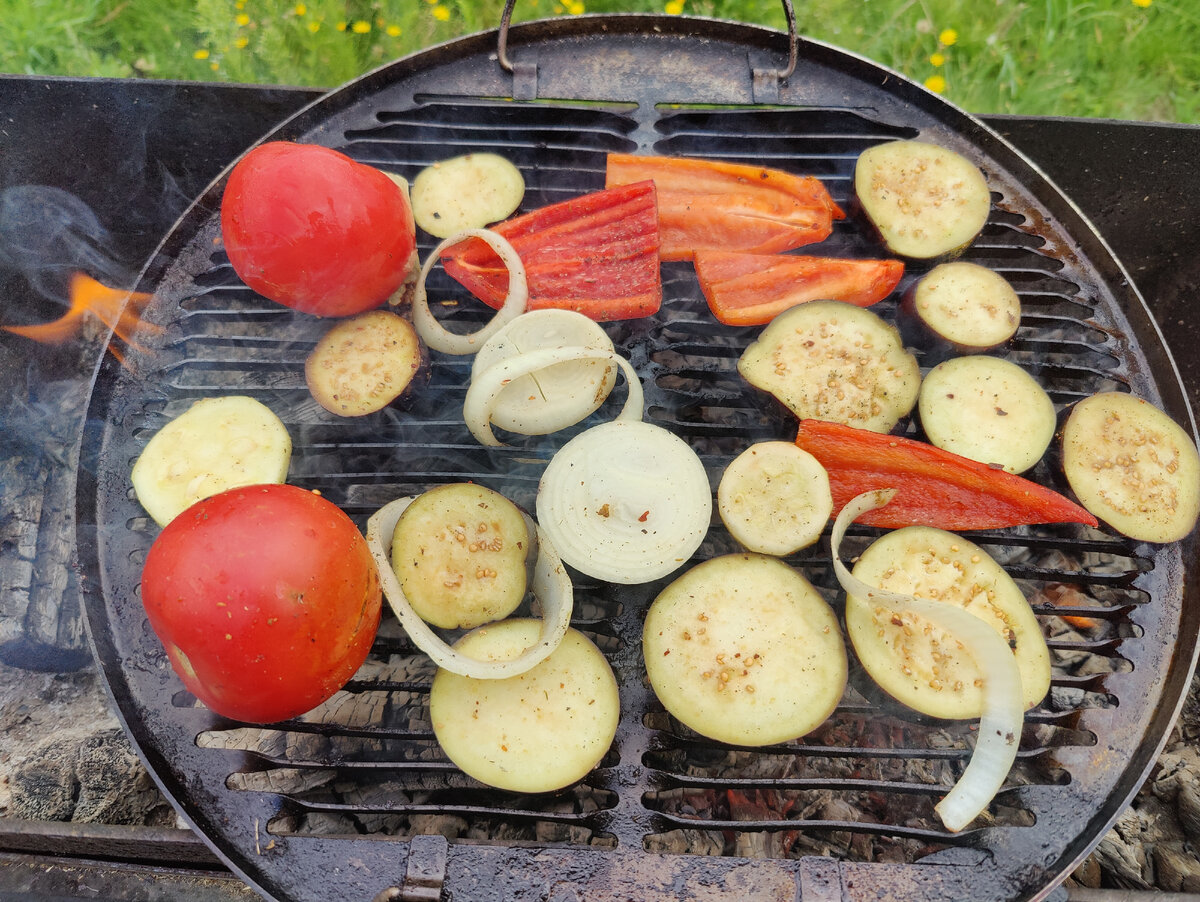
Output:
[3, 273, 156, 364]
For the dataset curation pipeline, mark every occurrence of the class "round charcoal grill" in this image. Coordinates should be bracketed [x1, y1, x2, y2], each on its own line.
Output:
[77, 7, 1200, 902]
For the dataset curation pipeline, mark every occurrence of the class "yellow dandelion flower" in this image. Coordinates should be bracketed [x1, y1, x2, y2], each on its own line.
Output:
[235, 0, 245, 8]
[929, 52, 945, 67]
[294, 3, 306, 15]
[234, 36, 249, 48]
[210, 61, 220, 71]
[1131, 0, 1152, 6]
[236, 13, 250, 26]
[193, 48, 210, 60]
[386, 24, 402, 37]
[336, 20, 347, 31]
[431, 4, 450, 20]
[938, 28, 958, 46]
[665, 0, 684, 12]
[567, 0, 586, 13]
[308, 20, 320, 32]
[351, 19, 370, 32]
[924, 74, 947, 93]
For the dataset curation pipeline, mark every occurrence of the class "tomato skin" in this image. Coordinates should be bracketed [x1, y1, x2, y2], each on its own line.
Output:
[220, 142, 416, 318]
[140, 484, 382, 723]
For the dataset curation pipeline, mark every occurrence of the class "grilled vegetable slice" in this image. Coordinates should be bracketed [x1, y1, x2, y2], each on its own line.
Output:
[440, 181, 661, 321]
[410, 153, 525, 239]
[738, 300, 920, 433]
[366, 496, 574, 680]
[1062, 392, 1200, 542]
[464, 345, 642, 447]
[131, 396, 291, 527]
[412, 228, 528, 355]
[903, 261, 1021, 352]
[795, 419, 1100, 530]
[694, 251, 904, 327]
[831, 489, 1024, 833]
[717, 441, 832, 555]
[918, 355, 1056, 474]
[536, 420, 712, 585]
[430, 620, 619, 793]
[854, 140, 991, 261]
[305, 310, 424, 417]
[643, 553, 847, 747]
[845, 525, 1050, 719]
[605, 153, 844, 261]
[470, 309, 617, 436]
[389, 484, 530, 630]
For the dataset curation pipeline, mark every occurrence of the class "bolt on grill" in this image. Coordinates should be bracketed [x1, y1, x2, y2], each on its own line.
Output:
[77, 14, 1199, 902]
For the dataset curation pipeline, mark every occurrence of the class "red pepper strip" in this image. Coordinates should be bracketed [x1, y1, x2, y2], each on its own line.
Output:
[694, 251, 904, 326]
[794, 419, 1099, 530]
[605, 153, 845, 262]
[439, 180, 661, 322]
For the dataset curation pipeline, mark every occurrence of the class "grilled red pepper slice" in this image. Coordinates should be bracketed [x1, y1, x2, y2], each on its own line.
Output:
[439, 180, 661, 322]
[605, 153, 844, 262]
[795, 419, 1099, 530]
[694, 251, 904, 326]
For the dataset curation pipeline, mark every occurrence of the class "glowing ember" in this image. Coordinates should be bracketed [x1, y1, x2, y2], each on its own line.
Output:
[3, 273, 155, 363]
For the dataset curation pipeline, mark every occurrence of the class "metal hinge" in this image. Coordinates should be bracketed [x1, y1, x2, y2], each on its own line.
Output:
[372, 834, 449, 902]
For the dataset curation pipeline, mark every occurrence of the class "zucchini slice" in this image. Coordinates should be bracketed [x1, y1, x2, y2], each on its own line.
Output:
[717, 441, 832, 555]
[305, 309, 424, 417]
[737, 299, 920, 433]
[918, 355, 1056, 474]
[429, 620, 619, 793]
[845, 526, 1051, 720]
[1062, 391, 1200, 543]
[390, 483, 531, 630]
[643, 553, 847, 747]
[410, 153, 525, 239]
[131, 395, 291, 526]
[854, 140, 991, 261]
[903, 261, 1021, 353]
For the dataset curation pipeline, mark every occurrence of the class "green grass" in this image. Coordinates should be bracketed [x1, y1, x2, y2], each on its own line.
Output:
[1, 0, 1196, 123]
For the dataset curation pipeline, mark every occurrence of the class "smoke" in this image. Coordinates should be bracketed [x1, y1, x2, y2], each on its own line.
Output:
[0, 185, 137, 307]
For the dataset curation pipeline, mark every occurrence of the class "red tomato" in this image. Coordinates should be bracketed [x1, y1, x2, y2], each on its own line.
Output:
[140, 484, 382, 723]
[220, 142, 417, 317]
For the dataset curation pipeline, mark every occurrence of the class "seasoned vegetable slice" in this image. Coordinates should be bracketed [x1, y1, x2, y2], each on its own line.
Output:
[410, 153, 525, 239]
[131, 396, 291, 527]
[536, 420, 711, 585]
[440, 181, 661, 321]
[854, 140, 991, 261]
[643, 553, 847, 746]
[738, 300, 920, 433]
[1062, 392, 1200, 542]
[904, 261, 1021, 352]
[390, 484, 530, 630]
[606, 153, 844, 261]
[796, 418, 1098, 530]
[430, 620, 619, 793]
[845, 525, 1051, 719]
[918, 356, 1056, 474]
[305, 310, 424, 417]
[694, 251, 904, 326]
[717, 441, 832, 556]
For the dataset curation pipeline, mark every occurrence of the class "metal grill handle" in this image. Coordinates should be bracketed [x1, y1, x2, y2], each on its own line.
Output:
[497, 0, 799, 83]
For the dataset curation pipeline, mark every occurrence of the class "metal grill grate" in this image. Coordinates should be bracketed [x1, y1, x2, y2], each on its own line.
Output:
[78, 15, 1198, 902]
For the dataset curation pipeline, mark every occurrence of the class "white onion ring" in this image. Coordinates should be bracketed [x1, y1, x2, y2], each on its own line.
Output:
[366, 496, 573, 679]
[464, 346, 644, 447]
[831, 489, 1024, 833]
[536, 420, 713, 585]
[411, 229, 528, 355]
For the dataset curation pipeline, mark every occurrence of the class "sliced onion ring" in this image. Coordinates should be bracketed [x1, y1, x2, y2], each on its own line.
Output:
[831, 489, 1024, 833]
[464, 346, 644, 447]
[411, 229, 527, 355]
[366, 496, 573, 679]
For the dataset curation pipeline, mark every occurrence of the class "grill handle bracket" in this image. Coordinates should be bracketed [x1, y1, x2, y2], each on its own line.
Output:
[371, 834, 449, 902]
[497, 0, 799, 102]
